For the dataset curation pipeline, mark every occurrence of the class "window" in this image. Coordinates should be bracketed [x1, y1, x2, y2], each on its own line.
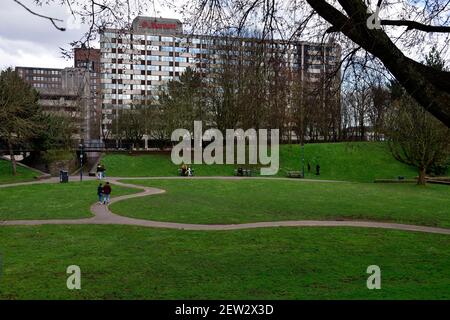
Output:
[148, 35, 160, 42]
[174, 47, 187, 53]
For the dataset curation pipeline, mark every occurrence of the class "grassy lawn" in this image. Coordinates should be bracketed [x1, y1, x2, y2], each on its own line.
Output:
[111, 179, 450, 228]
[281, 142, 418, 182]
[0, 225, 449, 299]
[0, 181, 138, 220]
[0, 160, 39, 185]
[102, 142, 417, 182]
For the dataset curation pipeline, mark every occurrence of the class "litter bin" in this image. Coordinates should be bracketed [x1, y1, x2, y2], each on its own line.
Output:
[59, 170, 69, 183]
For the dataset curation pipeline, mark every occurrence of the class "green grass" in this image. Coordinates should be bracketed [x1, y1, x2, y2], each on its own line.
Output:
[0, 225, 449, 299]
[0, 160, 39, 184]
[102, 142, 417, 182]
[0, 181, 138, 220]
[111, 179, 450, 228]
[281, 142, 417, 182]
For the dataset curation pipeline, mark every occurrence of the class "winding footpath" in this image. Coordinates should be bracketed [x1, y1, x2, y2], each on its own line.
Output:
[0, 177, 450, 235]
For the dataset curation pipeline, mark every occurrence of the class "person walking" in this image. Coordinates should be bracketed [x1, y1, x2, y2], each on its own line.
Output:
[97, 183, 103, 204]
[96, 163, 102, 179]
[101, 163, 106, 179]
[102, 182, 112, 205]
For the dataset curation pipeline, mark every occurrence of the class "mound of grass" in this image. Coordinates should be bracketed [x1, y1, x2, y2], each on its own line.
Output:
[102, 142, 417, 182]
[111, 179, 450, 228]
[101, 152, 239, 177]
[0, 180, 138, 220]
[0, 160, 38, 184]
[282, 142, 417, 182]
[0, 225, 449, 299]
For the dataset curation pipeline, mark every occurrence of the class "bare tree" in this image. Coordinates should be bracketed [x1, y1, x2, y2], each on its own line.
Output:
[386, 92, 450, 185]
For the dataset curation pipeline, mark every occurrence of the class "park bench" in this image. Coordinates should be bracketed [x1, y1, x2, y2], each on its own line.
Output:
[287, 171, 303, 178]
[178, 168, 195, 176]
[234, 168, 253, 176]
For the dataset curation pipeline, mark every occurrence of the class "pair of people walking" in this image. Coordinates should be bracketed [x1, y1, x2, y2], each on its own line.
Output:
[97, 182, 112, 204]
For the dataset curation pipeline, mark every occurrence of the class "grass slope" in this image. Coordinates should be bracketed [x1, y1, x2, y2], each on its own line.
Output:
[0, 181, 138, 220]
[111, 179, 450, 228]
[0, 160, 38, 184]
[102, 142, 417, 182]
[281, 142, 417, 182]
[0, 225, 449, 299]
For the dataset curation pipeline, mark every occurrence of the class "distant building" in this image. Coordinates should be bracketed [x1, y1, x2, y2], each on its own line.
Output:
[15, 66, 62, 90]
[16, 66, 94, 142]
[74, 46, 102, 140]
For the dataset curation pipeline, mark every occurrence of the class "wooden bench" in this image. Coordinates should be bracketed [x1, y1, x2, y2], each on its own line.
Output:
[234, 168, 253, 176]
[287, 171, 303, 178]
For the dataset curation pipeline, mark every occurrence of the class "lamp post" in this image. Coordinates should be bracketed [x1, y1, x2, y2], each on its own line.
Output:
[301, 143, 305, 178]
[79, 143, 84, 182]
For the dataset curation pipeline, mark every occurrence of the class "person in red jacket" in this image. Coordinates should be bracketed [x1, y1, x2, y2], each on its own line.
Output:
[102, 182, 112, 204]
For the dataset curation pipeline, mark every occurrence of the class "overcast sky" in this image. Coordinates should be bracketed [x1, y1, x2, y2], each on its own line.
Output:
[0, 0, 180, 69]
[1, 0, 448, 70]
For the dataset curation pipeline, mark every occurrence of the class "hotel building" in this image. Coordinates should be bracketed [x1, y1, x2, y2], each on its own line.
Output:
[100, 16, 341, 135]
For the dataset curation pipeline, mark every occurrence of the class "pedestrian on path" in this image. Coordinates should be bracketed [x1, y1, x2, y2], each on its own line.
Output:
[97, 183, 103, 204]
[102, 182, 112, 204]
[97, 163, 106, 179]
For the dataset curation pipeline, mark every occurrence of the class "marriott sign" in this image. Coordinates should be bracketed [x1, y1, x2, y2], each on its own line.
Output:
[132, 17, 183, 35]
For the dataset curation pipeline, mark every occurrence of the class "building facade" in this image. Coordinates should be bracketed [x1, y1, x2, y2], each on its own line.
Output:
[74, 47, 102, 140]
[99, 16, 341, 136]
[16, 66, 93, 142]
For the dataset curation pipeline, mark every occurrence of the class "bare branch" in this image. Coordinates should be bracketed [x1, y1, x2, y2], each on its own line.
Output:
[13, 0, 66, 31]
[380, 19, 450, 33]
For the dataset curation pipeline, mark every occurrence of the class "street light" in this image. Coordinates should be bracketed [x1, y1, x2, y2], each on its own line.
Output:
[301, 143, 305, 178]
[79, 143, 84, 182]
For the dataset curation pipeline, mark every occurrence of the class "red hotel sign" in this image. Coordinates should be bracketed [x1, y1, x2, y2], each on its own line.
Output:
[139, 21, 178, 30]
[133, 17, 182, 34]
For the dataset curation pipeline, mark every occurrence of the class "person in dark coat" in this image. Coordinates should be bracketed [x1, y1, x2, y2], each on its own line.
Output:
[97, 183, 103, 204]
[316, 164, 320, 176]
[102, 182, 112, 204]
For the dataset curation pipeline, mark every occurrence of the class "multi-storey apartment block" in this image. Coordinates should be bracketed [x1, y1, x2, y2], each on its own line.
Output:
[74, 46, 102, 140]
[16, 66, 93, 142]
[100, 16, 341, 135]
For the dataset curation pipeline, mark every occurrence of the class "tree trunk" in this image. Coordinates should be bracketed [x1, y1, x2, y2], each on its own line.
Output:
[7, 140, 17, 176]
[418, 165, 426, 185]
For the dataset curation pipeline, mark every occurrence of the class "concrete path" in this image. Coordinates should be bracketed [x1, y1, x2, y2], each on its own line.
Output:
[1, 177, 450, 235]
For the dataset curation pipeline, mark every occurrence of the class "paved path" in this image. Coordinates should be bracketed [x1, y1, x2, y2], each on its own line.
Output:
[1, 177, 450, 235]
